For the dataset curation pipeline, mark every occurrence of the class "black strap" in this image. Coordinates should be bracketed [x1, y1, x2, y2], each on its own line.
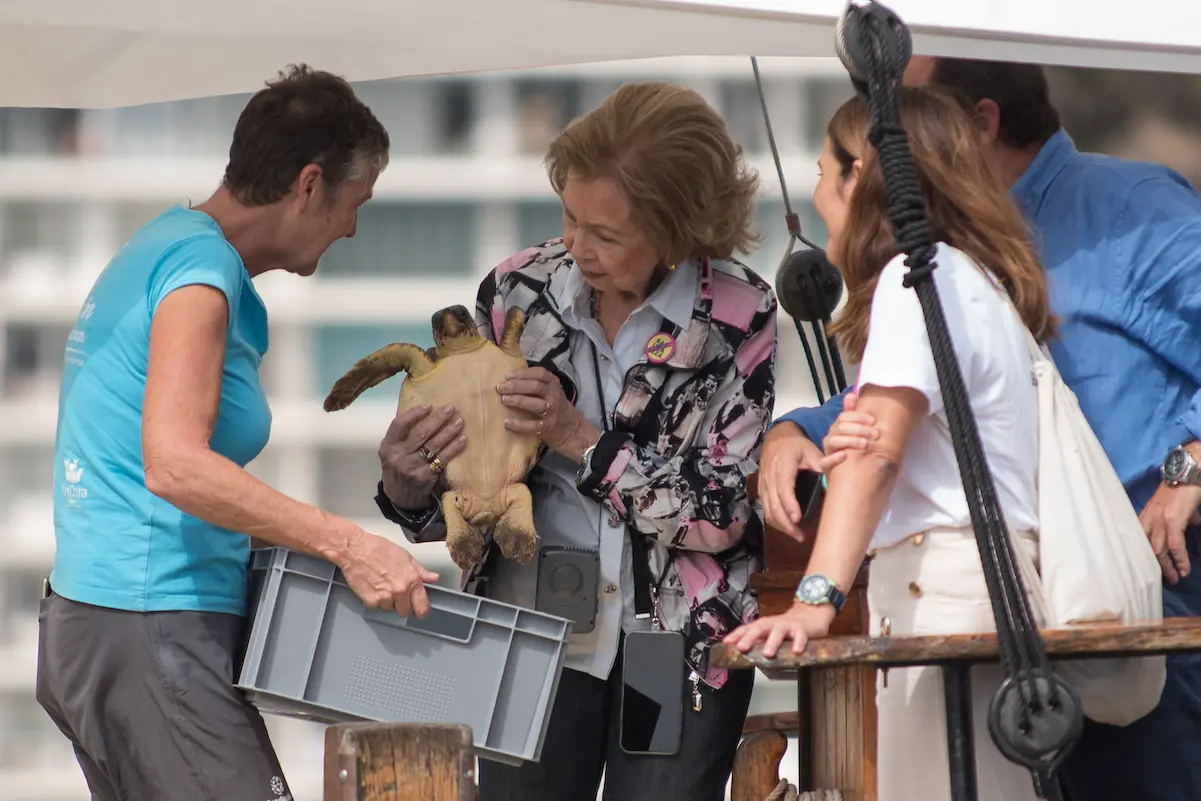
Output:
[587, 335, 674, 622]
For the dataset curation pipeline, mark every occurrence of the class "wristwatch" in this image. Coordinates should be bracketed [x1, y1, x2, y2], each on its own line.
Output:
[795, 574, 846, 614]
[1162, 444, 1201, 487]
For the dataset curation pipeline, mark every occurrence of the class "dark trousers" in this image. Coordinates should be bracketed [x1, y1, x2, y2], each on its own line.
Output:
[1060, 527, 1201, 801]
[36, 591, 290, 801]
[478, 636, 755, 801]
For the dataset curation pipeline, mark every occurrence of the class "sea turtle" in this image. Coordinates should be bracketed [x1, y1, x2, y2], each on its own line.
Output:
[323, 305, 541, 570]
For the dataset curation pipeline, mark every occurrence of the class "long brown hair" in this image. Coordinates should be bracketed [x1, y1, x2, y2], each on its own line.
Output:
[826, 87, 1056, 361]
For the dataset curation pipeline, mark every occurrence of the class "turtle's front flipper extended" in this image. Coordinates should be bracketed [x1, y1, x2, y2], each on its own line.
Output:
[493, 483, 537, 565]
[323, 343, 434, 412]
[498, 306, 527, 359]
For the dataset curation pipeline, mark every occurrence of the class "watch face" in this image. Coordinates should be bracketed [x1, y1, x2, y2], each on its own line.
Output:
[1165, 448, 1188, 480]
[799, 575, 831, 603]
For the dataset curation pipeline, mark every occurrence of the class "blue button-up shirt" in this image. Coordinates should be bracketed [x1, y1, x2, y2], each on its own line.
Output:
[779, 130, 1201, 513]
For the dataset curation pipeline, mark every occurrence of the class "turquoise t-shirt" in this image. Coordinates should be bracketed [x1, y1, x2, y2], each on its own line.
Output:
[51, 205, 272, 616]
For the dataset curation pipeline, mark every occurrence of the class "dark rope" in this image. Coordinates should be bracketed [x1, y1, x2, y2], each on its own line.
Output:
[751, 56, 846, 399]
[835, 3, 1082, 793]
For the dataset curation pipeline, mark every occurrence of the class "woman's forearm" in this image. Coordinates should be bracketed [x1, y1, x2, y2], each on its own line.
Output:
[144, 446, 360, 567]
[803, 450, 900, 593]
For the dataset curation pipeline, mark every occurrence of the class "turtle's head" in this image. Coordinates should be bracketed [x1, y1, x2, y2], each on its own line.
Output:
[432, 305, 482, 352]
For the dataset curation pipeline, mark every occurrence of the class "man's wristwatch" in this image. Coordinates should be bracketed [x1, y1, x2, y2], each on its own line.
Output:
[1162, 444, 1201, 487]
[794, 574, 846, 614]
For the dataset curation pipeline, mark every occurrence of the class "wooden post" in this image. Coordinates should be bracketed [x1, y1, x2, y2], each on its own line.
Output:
[743, 473, 878, 801]
[323, 723, 476, 801]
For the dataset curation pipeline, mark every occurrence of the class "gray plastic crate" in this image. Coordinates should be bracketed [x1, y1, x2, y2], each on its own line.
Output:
[236, 547, 574, 766]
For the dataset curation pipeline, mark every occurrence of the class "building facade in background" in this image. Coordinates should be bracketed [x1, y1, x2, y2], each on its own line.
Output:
[0, 57, 847, 801]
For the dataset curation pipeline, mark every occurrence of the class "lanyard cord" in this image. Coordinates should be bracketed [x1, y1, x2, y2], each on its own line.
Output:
[585, 321, 675, 623]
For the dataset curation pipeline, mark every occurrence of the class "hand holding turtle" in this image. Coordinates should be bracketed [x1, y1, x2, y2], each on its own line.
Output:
[378, 403, 468, 510]
[498, 367, 600, 462]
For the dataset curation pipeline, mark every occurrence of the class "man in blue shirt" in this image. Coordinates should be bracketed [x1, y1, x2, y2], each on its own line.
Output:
[770, 58, 1201, 800]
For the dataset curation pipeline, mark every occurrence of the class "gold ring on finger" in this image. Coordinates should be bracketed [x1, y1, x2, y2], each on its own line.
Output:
[536, 420, 544, 436]
[540, 400, 550, 418]
[428, 455, 445, 473]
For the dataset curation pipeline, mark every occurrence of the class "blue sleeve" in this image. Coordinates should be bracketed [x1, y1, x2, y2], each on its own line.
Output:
[146, 234, 245, 323]
[1116, 175, 1201, 440]
[770, 386, 850, 443]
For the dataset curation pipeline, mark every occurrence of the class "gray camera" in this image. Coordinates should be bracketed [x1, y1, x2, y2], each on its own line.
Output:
[535, 546, 600, 633]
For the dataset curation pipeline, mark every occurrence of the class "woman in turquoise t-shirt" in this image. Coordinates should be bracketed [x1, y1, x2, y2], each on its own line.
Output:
[38, 65, 445, 801]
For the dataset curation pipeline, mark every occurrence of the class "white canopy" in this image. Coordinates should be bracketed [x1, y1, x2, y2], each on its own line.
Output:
[3, 0, 1201, 108]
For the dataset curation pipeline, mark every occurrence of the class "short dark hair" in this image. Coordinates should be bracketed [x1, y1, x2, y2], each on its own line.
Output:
[928, 58, 1061, 150]
[223, 64, 389, 206]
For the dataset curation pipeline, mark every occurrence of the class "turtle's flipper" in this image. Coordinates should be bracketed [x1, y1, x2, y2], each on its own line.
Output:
[498, 306, 527, 359]
[323, 343, 434, 412]
[444, 491, 486, 570]
[493, 483, 537, 565]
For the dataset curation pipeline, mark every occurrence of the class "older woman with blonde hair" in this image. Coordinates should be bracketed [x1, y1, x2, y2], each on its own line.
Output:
[727, 86, 1055, 801]
[373, 82, 778, 801]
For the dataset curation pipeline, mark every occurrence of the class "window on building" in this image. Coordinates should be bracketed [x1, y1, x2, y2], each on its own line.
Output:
[0, 108, 81, 156]
[720, 80, 768, 154]
[0, 445, 54, 500]
[2, 324, 71, 401]
[0, 692, 76, 769]
[312, 323, 435, 403]
[352, 79, 438, 156]
[317, 445, 389, 520]
[318, 202, 477, 278]
[515, 80, 582, 154]
[517, 201, 563, 249]
[0, 570, 45, 648]
[115, 202, 172, 246]
[100, 94, 249, 157]
[435, 80, 475, 154]
[803, 77, 856, 152]
[0, 201, 82, 266]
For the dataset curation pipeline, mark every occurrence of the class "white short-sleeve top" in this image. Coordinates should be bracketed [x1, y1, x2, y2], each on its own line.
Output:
[855, 242, 1039, 550]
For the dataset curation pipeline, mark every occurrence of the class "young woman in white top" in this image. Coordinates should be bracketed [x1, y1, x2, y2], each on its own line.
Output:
[725, 87, 1057, 801]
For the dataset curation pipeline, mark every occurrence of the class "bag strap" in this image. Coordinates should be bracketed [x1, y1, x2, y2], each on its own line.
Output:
[927, 286, 1051, 438]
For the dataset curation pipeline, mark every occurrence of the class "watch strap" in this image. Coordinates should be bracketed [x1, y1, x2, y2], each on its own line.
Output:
[827, 584, 847, 614]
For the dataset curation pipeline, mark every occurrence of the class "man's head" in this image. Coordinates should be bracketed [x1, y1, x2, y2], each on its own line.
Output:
[904, 56, 1060, 180]
[221, 64, 390, 276]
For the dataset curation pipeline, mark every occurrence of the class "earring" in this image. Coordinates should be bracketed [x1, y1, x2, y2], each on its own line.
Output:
[667, 263, 677, 271]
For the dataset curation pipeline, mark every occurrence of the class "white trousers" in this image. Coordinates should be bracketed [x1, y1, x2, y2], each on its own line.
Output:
[867, 527, 1043, 801]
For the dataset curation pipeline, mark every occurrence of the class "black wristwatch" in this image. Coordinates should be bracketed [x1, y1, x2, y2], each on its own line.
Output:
[794, 574, 846, 614]
[1162, 444, 1201, 487]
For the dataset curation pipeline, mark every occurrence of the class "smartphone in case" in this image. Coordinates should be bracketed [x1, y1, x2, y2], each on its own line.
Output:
[619, 630, 686, 756]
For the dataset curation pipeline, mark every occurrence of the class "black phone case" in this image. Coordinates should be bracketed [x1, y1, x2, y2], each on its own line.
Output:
[619, 630, 685, 756]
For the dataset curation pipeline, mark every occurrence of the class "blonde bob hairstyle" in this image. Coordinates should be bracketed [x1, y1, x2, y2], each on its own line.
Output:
[545, 81, 761, 268]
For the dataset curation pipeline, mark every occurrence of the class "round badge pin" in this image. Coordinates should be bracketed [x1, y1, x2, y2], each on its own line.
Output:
[645, 332, 676, 364]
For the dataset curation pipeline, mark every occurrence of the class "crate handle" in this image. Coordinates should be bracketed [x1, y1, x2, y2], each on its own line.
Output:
[361, 604, 476, 643]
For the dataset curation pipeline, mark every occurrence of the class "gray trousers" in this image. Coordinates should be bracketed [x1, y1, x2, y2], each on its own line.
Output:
[36, 590, 292, 801]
